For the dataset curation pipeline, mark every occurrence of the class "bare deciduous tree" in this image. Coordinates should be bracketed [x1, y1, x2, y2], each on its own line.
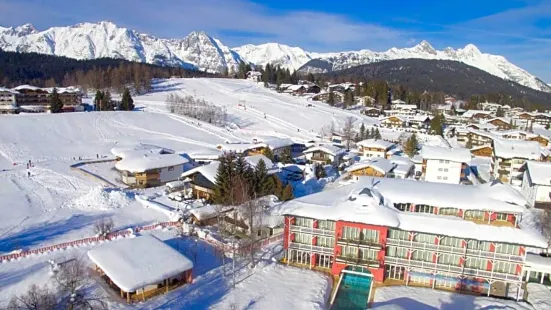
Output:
[7, 284, 57, 310]
[539, 209, 551, 255]
[93, 217, 114, 237]
[342, 117, 356, 150]
[54, 257, 107, 310]
[242, 198, 263, 268]
[166, 94, 228, 126]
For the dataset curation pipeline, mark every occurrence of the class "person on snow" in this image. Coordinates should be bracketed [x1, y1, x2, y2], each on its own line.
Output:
[27, 171, 30, 178]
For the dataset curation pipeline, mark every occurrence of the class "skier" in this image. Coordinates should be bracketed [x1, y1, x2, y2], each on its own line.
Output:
[27, 171, 30, 178]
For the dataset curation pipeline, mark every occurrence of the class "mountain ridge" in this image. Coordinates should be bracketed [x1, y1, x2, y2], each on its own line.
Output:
[0, 21, 549, 92]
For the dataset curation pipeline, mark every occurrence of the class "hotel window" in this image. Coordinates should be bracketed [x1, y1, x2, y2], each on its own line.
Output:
[444, 168, 448, 172]
[437, 176, 442, 180]
[493, 261, 516, 274]
[443, 176, 448, 180]
[318, 236, 334, 248]
[496, 213, 508, 221]
[360, 229, 379, 243]
[412, 250, 433, 262]
[414, 205, 434, 214]
[386, 246, 407, 258]
[496, 243, 520, 255]
[342, 226, 360, 240]
[464, 210, 485, 221]
[341, 245, 358, 258]
[438, 168, 443, 172]
[394, 203, 408, 211]
[318, 220, 335, 231]
[388, 229, 408, 240]
[465, 257, 487, 270]
[414, 233, 435, 244]
[359, 248, 378, 261]
[295, 217, 313, 228]
[479, 241, 492, 252]
[440, 236, 461, 248]
[438, 253, 460, 266]
[439, 208, 460, 217]
[295, 233, 312, 245]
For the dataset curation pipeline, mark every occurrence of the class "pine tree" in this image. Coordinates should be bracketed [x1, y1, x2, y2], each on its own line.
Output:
[235, 153, 254, 189]
[49, 88, 63, 113]
[374, 128, 382, 140]
[281, 184, 294, 201]
[466, 136, 473, 149]
[496, 106, 504, 117]
[327, 90, 335, 106]
[280, 148, 293, 164]
[102, 90, 114, 111]
[404, 134, 418, 157]
[120, 88, 134, 111]
[430, 113, 444, 136]
[369, 128, 376, 139]
[274, 176, 285, 200]
[359, 123, 366, 140]
[314, 164, 327, 179]
[254, 159, 268, 195]
[93, 90, 104, 111]
[212, 154, 238, 205]
[263, 147, 275, 162]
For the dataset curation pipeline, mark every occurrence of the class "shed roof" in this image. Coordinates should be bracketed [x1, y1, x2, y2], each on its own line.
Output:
[115, 154, 188, 173]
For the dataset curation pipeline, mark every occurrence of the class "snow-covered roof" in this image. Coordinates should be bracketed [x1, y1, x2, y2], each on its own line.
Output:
[111, 144, 175, 159]
[467, 128, 496, 140]
[262, 137, 294, 150]
[394, 104, 417, 110]
[245, 154, 275, 170]
[303, 144, 345, 157]
[467, 122, 497, 131]
[87, 235, 193, 292]
[477, 180, 530, 207]
[346, 158, 396, 175]
[43, 87, 81, 94]
[492, 138, 541, 160]
[166, 180, 188, 189]
[410, 115, 431, 122]
[420, 145, 471, 164]
[389, 155, 414, 176]
[181, 161, 220, 184]
[485, 117, 511, 124]
[0, 87, 19, 94]
[115, 154, 188, 173]
[391, 99, 406, 104]
[287, 85, 306, 91]
[524, 161, 551, 186]
[13, 84, 42, 91]
[526, 253, 551, 273]
[276, 178, 546, 248]
[380, 115, 406, 122]
[357, 139, 395, 150]
[190, 204, 232, 221]
[462, 110, 493, 118]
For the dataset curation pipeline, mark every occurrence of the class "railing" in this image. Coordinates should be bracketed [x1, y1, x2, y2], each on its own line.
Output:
[288, 242, 334, 255]
[289, 225, 335, 237]
[336, 255, 380, 268]
[384, 256, 522, 282]
[337, 238, 382, 249]
[386, 238, 464, 255]
[465, 249, 524, 263]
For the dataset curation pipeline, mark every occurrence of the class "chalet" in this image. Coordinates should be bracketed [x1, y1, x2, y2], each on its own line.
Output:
[189, 204, 234, 226]
[330, 132, 345, 145]
[467, 129, 495, 147]
[281, 177, 545, 299]
[346, 158, 396, 177]
[528, 135, 550, 147]
[361, 107, 380, 117]
[247, 71, 262, 82]
[498, 130, 529, 141]
[466, 122, 497, 132]
[462, 110, 494, 121]
[111, 144, 175, 161]
[305, 84, 321, 94]
[514, 112, 535, 121]
[356, 96, 375, 106]
[485, 118, 512, 130]
[533, 113, 551, 127]
[470, 145, 493, 157]
[181, 161, 220, 200]
[420, 146, 471, 184]
[408, 115, 431, 130]
[303, 144, 345, 166]
[285, 85, 307, 96]
[492, 138, 541, 186]
[356, 139, 395, 158]
[312, 91, 344, 103]
[520, 161, 551, 208]
[454, 127, 470, 146]
[0, 87, 18, 114]
[380, 116, 406, 128]
[115, 153, 189, 188]
[13, 85, 49, 113]
[88, 235, 193, 303]
[388, 155, 415, 179]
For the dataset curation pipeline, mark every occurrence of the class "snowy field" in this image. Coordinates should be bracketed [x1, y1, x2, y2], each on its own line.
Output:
[372, 286, 533, 309]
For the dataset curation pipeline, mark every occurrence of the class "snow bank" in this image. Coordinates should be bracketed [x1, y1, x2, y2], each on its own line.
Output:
[526, 283, 551, 310]
[136, 195, 177, 219]
[69, 186, 133, 210]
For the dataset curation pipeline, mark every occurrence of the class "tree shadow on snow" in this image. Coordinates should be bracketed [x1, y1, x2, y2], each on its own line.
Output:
[371, 297, 438, 310]
[0, 214, 101, 252]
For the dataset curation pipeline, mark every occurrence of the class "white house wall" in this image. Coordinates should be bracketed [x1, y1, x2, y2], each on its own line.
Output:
[521, 171, 536, 207]
[424, 159, 462, 184]
[159, 164, 184, 183]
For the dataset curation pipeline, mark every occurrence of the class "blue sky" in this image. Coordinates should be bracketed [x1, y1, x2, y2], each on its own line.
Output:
[1, 0, 551, 82]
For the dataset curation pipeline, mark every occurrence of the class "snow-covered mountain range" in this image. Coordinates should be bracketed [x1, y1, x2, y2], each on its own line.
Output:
[0, 21, 549, 92]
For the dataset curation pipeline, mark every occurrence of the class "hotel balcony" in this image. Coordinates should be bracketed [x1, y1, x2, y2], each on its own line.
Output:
[290, 225, 335, 237]
[288, 242, 334, 255]
[337, 238, 383, 249]
[336, 255, 381, 268]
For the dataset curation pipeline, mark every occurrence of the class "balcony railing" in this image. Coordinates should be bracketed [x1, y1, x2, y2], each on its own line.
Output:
[387, 238, 524, 263]
[337, 238, 382, 249]
[290, 225, 335, 237]
[336, 255, 380, 268]
[384, 256, 522, 282]
[289, 242, 334, 255]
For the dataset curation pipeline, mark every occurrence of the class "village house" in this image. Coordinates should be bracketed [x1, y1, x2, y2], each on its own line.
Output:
[513, 112, 535, 122]
[485, 118, 512, 130]
[346, 158, 397, 177]
[470, 145, 493, 157]
[520, 161, 551, 209]
[388, 155, 415, 179]
[467, 128, 495, 147]
[246, 70, 262, 82]
[13, 85, 50, 113]
[453, 127, 470, 146]
[88, 235, 193, 303]
[420, 146, 471, 184]
[528, 135, 550, 147]
[533, 113, 551, 127]
[111, 144, 175, 161]
[408, 115, 431, 130]
[0, 87, 19, 114]
[491, 138, 541, 186]
[303, 144, 345, 166]
[380, 116, 406, 129]
[357, 96, 375, 107]
[115, 153, 189, 187]
[311, 91, 345, 103]
[360, 107, 380, 117]
[462, 110, 494, 122]
[46, 87, 83, 111]
[281, 177, 545, 300]
[466, 122, 497, 132]
[356, 139, 396, 158]
[181, 161, 220, 200]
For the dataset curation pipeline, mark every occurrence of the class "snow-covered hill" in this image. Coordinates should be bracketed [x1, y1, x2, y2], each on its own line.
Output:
[0, 21, 549, 92]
